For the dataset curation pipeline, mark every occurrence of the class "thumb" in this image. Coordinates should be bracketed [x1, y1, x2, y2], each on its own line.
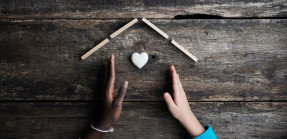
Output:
[163, 92, 177, 111]
[114, 81, 128, 106]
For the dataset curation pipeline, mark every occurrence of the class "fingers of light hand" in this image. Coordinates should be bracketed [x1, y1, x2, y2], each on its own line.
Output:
[171, 65, 180, 101]
[106, 54, 115, 103]
[114, 81, 128, 107]
[176, 72, 189, 101]
[163, 92, 177, 111]
[176, 72, 181, 88]
[171, 65, 179, 92]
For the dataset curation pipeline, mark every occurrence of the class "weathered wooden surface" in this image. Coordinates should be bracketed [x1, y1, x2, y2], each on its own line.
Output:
[1, 0, 287, 138]
[0, 19, 286, 101]
[0, 102, 286, 139]
[0, 0, 287, 19]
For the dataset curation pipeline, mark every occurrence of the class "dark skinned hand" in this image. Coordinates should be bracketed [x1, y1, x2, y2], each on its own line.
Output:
[84, 54, 128, 139]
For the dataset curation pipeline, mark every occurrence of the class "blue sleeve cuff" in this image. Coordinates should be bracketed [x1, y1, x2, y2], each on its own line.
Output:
[192, 126, 217, 139]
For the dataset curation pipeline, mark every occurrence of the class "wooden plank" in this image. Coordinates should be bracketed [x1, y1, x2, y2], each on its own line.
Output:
[0, 19, 286, 101]
[0, 102, 286, 138]
[0, 0, 287, 19]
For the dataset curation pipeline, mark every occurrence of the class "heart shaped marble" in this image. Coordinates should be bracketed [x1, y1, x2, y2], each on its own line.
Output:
[131, 52, 148, 69]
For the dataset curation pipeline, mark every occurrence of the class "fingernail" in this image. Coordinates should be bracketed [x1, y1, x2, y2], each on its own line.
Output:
[110, 54, 114, 59]
[123, 81, 128, 88]
[171, 65, 175, 70]
[164, 93, 169, 97]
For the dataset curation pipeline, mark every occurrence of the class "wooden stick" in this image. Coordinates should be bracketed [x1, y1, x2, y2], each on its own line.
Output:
[81, 38, 109, 60]
[171, 40, 198, 62]
[142, 18, 169, 39]
[110, 18, 138, 38]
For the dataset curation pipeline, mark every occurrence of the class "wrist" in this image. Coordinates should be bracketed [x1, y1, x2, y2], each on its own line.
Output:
[94, 121, 113, 130]
[178, 111, 205, 137]
[177, 110, 194, 125]
[84, 123, 111, 139]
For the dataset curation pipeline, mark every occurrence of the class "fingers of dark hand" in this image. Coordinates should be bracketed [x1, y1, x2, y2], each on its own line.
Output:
[114, 81, 128, 107]
[109, 54, 115, 80]
[106, 54, 115, 102]
[104, 59, 109, 89]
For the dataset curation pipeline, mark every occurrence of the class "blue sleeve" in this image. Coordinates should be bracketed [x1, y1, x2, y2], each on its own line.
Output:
[187, 126, 217, 139]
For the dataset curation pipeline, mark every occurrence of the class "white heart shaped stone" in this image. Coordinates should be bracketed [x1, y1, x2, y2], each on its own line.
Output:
[131, 52, 148, 69]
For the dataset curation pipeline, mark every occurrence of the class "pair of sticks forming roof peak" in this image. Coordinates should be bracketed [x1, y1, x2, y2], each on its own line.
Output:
[81, 18, 198, 62]
[81, 18, 138, 60]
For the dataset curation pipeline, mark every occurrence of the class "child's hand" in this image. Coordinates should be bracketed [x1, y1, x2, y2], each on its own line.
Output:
[96, 54, 128, 130]
[163, 65, 205, 137]
[84, 54, 128, 139]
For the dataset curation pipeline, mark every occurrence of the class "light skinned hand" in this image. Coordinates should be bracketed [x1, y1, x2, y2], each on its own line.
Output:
[85, 54, 128, 139]
[163, 65, 205, 137]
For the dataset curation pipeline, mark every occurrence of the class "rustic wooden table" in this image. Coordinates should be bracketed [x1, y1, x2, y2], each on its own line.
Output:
[1, 0, 287, 138]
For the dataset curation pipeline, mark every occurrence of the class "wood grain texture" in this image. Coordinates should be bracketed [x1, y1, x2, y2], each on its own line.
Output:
[0, 0, 287, 19]
[0, 19, 286, 101]
[0, 102, 286, 139]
